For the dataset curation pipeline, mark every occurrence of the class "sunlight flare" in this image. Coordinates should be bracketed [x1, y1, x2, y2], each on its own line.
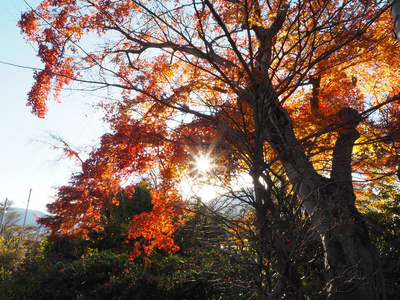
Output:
[194, 155, 212, 174]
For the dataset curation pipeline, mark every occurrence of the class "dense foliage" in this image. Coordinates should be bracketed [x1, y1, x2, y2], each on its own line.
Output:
[1, 188, 255, 299]
[1, 188, 400, 299]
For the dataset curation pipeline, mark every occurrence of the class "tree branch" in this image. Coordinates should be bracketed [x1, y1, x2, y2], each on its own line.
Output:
[109, 25, 237, 68]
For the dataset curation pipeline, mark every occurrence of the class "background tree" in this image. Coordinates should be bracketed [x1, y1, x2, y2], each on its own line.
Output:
[84, 182, 153, 253]
[19, 0, 400, 298]
[0, 200, 41, 280]
[0, 200, 42, 244]
[0, 201, 24, 240]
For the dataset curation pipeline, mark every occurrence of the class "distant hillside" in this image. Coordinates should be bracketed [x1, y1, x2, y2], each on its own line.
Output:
[8, 207, 46, 227]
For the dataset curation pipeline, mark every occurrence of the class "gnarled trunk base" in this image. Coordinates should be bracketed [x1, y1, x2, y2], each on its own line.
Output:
[318, 197, 385, 299]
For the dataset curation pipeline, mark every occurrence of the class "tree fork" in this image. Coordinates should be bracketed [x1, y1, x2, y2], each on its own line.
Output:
[321, 108, 385, 299]
[261, 99, 385, 298]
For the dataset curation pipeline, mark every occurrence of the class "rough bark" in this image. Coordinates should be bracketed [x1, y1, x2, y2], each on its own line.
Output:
[260, 100, 385, 299]
[322, 123, 384, 299]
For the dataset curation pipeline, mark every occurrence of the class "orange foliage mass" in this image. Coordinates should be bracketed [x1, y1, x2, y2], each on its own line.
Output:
[20, 0, 400, 256]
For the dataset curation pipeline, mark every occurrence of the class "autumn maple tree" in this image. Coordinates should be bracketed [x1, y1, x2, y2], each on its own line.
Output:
[19, 0, 400, 299]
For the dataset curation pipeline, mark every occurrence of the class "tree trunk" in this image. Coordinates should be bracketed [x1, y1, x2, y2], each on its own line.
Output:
[391, 0, 400, 42]
[319, 196, 384, 299]
[260, 99, 385, 299]
[247, 6, 385, 297]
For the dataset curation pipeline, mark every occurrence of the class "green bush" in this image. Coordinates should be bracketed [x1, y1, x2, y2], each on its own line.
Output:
[1, 245, 253, 299]
[0, 237, 27, 280]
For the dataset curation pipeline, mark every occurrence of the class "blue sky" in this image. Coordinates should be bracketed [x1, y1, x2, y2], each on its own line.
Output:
[0, 1, 107, 212]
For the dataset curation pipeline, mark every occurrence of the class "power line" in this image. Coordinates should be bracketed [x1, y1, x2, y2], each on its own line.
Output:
[0, 60, 41, 71]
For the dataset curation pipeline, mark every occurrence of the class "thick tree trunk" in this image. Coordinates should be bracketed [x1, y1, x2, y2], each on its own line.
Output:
[248, 6, 385, 297]
[319, 197, 384, 299]
[322, 126, 385, 299]
[261, 101, 385, 299]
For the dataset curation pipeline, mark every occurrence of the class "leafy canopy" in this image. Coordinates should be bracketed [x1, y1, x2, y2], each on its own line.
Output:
[19, 0, 400, 257]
